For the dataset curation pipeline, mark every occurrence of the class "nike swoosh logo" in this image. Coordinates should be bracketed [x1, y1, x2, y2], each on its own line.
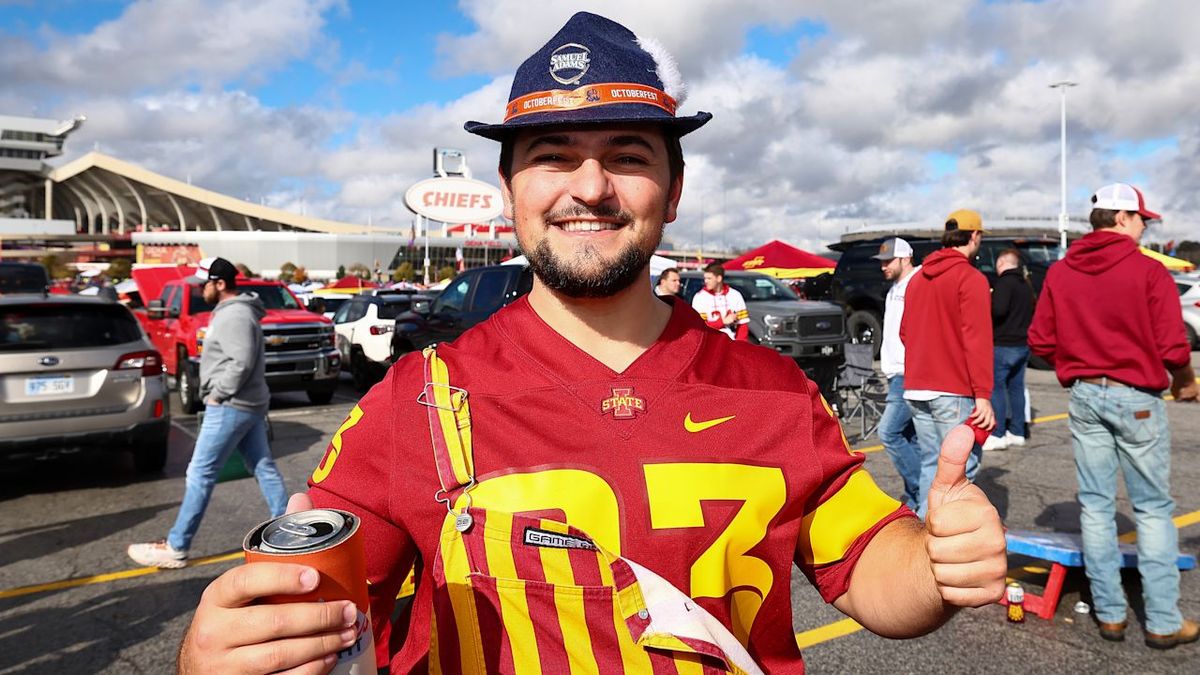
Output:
[684, 413, 736, 433]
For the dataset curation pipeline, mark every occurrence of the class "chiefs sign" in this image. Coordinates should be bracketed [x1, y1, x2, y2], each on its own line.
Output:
[404, 177, 504, 224]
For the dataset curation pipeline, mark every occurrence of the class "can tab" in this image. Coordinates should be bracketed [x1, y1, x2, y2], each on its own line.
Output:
[416, 382, 469, 412]
[278, 522, 318, 537]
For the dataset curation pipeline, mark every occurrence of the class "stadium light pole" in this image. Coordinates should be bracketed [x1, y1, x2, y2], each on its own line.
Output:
[1050, 80, 1077, 258]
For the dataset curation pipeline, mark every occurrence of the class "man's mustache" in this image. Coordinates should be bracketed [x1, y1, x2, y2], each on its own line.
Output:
[543, 205, 633, 224]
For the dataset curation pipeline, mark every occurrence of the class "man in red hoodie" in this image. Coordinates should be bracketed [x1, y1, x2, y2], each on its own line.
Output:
[900, 209, 996, 519]
[1029, 183, 1198, 649]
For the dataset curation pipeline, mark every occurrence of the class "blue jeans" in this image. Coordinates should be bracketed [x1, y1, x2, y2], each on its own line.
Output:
[907, 395, 981, 519]
[168, 404, 288, 551]
[991, 346, 1029, 438]
[879, 375, 921, 511]
[1069, 382, 1181, 634]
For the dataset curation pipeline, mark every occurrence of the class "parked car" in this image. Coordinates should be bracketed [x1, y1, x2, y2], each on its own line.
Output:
[132, 267, 340, 413]
[0, 262, 50, 294]
[390, 264, 535, 359]
[0, 294, 170, 472]
[678, 270, 847, 399]
[1175, 272, 1200, 349]
[825, 235, 1060, 357]
[334, 291, 432, 390]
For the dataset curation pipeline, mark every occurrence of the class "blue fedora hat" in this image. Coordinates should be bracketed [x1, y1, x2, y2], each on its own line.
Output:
[465, 12, 712, 141]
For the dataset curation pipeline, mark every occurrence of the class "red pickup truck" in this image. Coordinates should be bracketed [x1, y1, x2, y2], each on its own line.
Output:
[132, 267, 341, 413]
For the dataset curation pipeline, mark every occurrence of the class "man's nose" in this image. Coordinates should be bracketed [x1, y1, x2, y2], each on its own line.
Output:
[568, 158, 615, 205]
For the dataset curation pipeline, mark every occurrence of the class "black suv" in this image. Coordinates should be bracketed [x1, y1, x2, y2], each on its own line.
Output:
[0, 262, 50, 294]
[678, 270, 847, 399]
[827, 235, 1058, 356]
[391, 264, 534, 359]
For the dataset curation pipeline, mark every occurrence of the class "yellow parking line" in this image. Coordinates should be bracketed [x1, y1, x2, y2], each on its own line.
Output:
[0, 551, 242, 600]
[796, 618, 864, 649]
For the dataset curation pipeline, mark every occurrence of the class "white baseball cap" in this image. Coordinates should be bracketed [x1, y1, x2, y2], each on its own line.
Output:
[872, 237, 915, 260]
[1091, 183, 1160, 220]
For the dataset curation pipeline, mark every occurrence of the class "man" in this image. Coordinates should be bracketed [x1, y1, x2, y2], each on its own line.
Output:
[654, 266, 681, 297]
[985, 249, 1034, 451]
[691, 262, 749, 339]
[178, 14, 1005, 673]
[1029, 183, 1198, 649]
[127, 257, 287, 569]
[901, 209, 996, 519]
[874, 237, 922, 511]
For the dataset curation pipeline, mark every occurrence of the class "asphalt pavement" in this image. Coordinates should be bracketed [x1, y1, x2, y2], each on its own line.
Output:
[2, 358, 1198, 674]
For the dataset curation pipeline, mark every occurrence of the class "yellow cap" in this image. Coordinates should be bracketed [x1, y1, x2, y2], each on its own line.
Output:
[945, 209, 983, 232]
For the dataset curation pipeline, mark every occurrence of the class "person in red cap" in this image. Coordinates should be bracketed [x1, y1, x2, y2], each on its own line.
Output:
[1029, 183, 1198, 649]
[178, 13, 1005, 673]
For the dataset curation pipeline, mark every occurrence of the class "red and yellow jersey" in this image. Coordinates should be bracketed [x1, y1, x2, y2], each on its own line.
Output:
[691, 284, 750, 340]
[309, 296, 912, 673]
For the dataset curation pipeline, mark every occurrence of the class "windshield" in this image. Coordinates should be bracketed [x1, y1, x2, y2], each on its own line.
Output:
[1, 304, 143, 350]
[188, 284, 300, 313]
[1018, 243, 1059, 264]
[0, 264, 49, 294]
[377, 298, 413, 320]
[725, 275, 798, 302]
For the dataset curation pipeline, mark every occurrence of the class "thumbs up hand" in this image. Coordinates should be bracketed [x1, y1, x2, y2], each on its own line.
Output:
[924, 425, 1007, 607]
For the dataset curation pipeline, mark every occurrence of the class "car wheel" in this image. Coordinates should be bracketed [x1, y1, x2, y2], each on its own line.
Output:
[1187, 323, 1199, 351]
[177, 350, 202, 415]
[133, 437, 169, 473]
[307, 387, 336, 405]
[351, 350, 371, 392]
[846, 310, 883, 359]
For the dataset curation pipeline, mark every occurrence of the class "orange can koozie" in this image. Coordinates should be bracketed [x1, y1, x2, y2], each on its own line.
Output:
[243, 509, 375, 674]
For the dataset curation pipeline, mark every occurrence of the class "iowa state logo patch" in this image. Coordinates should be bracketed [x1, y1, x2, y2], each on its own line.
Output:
[600, 387, 645, 419]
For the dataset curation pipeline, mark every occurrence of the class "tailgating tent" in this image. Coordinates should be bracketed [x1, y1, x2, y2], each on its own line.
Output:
[323, 276, 380, 292]
[724, 240, 836, 279]
[1140, 247, 1195, 272]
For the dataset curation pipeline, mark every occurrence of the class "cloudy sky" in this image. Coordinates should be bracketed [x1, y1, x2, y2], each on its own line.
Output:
[3, 0, 1197, 252]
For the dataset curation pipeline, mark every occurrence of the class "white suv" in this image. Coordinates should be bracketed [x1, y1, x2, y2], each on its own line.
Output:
[1175, 273, 1200, 349]
[332, 291, 426, 390]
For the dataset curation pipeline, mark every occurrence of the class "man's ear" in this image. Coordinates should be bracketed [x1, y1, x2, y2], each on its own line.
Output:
[664, 170, 684, 224]
[499, 168, 514, 221]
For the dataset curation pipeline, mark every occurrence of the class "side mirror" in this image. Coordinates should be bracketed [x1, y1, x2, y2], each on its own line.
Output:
[147, 299, 167, 320]
[412, 300, 431, 315]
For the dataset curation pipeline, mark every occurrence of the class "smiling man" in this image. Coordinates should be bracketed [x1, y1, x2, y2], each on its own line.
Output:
[178, 13, 1005, 674]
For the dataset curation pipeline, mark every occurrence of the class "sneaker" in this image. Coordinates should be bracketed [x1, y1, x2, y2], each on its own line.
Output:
[127, 540, 188, 569]
[1004, 432, 1026, 447]
[982, 434, 1009, 451]
[1145, 618, 1199, 650]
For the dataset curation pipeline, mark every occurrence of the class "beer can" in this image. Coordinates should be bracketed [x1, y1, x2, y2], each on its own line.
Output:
[1005, 582, 1025, 623]
[244, 509, 375, 674]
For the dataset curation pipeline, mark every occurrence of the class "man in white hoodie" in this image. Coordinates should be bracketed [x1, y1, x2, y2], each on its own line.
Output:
[874, 238, 922, 510]
[127, 257, 288, 568]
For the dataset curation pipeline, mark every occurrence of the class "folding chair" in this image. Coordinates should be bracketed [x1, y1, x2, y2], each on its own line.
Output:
[835, 343, 888, 442]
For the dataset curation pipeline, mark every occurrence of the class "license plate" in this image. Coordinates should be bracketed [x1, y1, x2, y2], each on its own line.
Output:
[25, 374, 75, 396]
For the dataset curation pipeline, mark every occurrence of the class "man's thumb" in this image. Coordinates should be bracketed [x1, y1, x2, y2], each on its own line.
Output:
[285, 492, 314, 515]
[931, 425, 974, 492]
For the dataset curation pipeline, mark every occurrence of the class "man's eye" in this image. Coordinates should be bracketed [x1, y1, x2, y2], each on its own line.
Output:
[531, 153, 566, 163]
[615, 155, 649, 165]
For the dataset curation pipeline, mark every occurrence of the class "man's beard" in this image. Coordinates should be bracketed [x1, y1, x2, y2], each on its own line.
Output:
[521, 204, 663, 299]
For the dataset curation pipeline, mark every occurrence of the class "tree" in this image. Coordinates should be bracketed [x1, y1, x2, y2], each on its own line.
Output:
[392, 262, 414, 282]
[278, 261, 297, 283]
[39, 254, 70, 280]
[107, 258, 133, 281]
[437, 265, 456, 281]
[292, 266, 309, 283]
[336, 265, 346, 280]
[348, 262, 371, 280]
[1176, 240, 1200, 267]
[235, 262, 256, 278]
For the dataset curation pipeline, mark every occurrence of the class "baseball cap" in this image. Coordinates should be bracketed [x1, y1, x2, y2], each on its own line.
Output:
[187, 257, 238, 284]
[1090, 183, 1161, 220]
[945, 208, 984, 232]
[872, 237, 915, 260]
[465, 12, 712, 141]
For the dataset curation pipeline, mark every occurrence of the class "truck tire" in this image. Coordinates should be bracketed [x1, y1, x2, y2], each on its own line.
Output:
[132, 437, 169, 473]
[177, 349, 202, 415]
[306, 387, 336, 405]
[846, 310, 883, 359]
[351, 350, 372, 392]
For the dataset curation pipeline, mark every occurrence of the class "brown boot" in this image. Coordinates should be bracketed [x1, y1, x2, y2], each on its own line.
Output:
[1145, 619, 1199, 650]
[1096, 619, 1127, 642]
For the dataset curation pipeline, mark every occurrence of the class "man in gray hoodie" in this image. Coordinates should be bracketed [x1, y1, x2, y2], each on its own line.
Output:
[128, 257, 287, 568]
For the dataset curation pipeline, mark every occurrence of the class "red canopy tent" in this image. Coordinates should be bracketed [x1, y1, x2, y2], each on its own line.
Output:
[724, 240, 836, 279]
[323, 276, 380, 292]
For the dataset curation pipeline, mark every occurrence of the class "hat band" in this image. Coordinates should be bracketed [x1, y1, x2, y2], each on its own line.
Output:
[504, 82, 677, 122]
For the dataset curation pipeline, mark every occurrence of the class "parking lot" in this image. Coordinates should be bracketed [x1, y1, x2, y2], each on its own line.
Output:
[2, 360, 1198, 674]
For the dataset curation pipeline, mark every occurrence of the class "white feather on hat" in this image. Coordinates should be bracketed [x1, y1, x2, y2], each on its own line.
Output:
[635, 35, 687, 106]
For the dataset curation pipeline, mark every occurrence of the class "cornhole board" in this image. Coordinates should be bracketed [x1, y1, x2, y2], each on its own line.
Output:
[1002, 530, 1197, 620]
